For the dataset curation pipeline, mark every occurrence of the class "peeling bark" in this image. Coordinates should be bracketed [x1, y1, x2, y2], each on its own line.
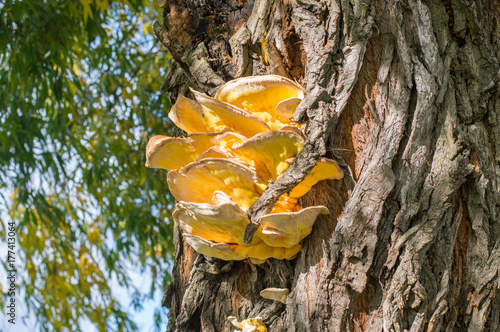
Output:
[155, 0, 500, 330]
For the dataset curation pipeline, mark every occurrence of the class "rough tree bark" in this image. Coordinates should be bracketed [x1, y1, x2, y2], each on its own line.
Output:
[154, 0, 500, 331]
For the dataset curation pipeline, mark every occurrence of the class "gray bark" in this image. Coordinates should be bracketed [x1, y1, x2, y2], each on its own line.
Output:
[154, 0, 500, 330]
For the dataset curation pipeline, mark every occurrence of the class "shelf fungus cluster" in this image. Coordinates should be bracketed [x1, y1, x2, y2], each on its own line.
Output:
[146, 75, 343, 263]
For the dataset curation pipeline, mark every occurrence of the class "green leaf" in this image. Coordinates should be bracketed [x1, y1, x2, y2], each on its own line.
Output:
[0, 0, 172, 331]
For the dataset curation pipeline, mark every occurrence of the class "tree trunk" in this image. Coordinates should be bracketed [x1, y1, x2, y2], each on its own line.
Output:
[154, 0, 500, 330]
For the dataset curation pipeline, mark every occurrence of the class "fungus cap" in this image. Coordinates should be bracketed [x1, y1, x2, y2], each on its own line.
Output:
[168, 94, 215, 133]
[258, 206, 329, 248]
[191, 89, 270, 137]
[183, 234, 301, 261]
[145, 132, 221, 170]
[167, 158, 260, 210]
[275, 97, 301, 120]
[145, 136, 196, 170]
[231, 131, 304, 181]
[260, 288, 289, 304]
[288, 158, 344, 198]
[215, 75, 305, 123]
[183, 234, 247, 261]
[227, 316, 267, 332]
[173, 200, 254, 245]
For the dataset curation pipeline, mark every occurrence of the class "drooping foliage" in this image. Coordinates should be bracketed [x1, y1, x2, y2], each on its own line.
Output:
[0, 1, 174, 330]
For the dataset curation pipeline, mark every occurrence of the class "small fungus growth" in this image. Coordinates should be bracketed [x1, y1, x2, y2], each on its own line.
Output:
[228, 316, 267, 332]
[146, 75, 343, 263]
[260, 288, 289, 304]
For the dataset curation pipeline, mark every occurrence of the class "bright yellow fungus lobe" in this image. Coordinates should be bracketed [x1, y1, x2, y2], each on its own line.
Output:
[146, 75, 344, 263]
[145, 132, 221, 170]
[228, 316, 268, 332]
[174, 201, 256, 245]
[288, 158, 344, 198]
[192, 89, 270, 137]
[276, 97, 302, 120]
[168, 94, 214, 133]
[258, 206, 329, 248]
[145, 136, 197, 170]
[231, 131, 304, 181]
[215, 75, 304, 121]
[167, 159, 260, 210]
[183, 234, 301, 261]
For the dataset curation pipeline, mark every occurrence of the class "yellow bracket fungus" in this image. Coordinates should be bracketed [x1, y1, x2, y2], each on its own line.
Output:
[260, 288, 289, 304]
[174, 200, 251, 245]
[146, 75, 344, 263]
[215, 75, 305, 129]
[275, 97, 302, 120]
[228, 316, 267, 332]
[145, 132, 221, 170]
[173, 197, 324, 250]
[191, 89, 270, 137]
[167, 159, 260, 210]
[258, 206, 329, 248]
[168, 94, 216, 133]
[231, 131, 304, 181]
[183, 234, 301, 262]
[287, 158, 344, 198]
